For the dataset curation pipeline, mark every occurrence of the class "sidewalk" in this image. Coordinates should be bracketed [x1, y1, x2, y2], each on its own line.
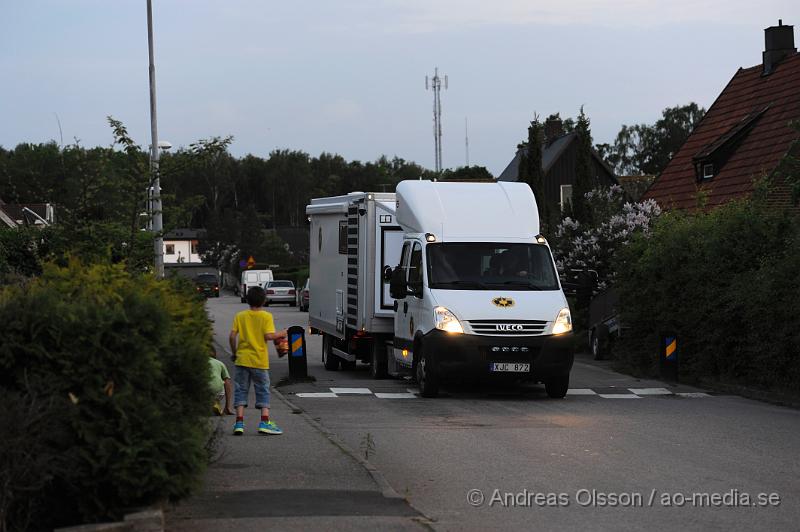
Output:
[166, 342, 426, 531]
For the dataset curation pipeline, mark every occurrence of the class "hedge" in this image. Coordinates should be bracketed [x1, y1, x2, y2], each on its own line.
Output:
[612, 197, 800, 393]
[0, 261, 213, 530]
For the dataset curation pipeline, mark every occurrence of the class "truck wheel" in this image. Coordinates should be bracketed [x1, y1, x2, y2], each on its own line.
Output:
[322, 334, 340, 371]
[545, 375, 569, 399]
[416, 343, 439, 398]
[369, 341, 388, 380]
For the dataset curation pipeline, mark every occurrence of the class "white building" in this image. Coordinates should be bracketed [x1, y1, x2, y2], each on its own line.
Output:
[163, 229, 204, 264]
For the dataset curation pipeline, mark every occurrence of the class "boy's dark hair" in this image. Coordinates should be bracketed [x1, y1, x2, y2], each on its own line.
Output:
[246, 286, 266, 307]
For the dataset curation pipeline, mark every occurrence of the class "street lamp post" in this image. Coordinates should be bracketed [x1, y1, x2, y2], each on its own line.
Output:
[146, 0, 164, 278]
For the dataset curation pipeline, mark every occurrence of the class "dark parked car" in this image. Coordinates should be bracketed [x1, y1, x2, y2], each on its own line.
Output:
[194, 273, 220, 298]
[298, 278, 310, 311]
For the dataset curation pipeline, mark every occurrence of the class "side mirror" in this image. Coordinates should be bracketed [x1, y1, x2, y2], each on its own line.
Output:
[389, 267, 407, 300]
[383, 266, 393, 283]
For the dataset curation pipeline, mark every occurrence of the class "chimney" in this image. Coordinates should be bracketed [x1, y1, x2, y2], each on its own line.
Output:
[763, 20, 796, 75]
[544, 117, 564, 145]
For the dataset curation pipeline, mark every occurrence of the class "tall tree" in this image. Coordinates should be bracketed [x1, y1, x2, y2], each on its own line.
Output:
[517, 116, 549, 229]
[572, 106, 593, 225]
[597, 102, 705, 176]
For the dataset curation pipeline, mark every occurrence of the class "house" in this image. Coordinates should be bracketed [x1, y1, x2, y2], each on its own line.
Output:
[163, 228, 205, 264]
[644, 21, 799, 210]
[0, 200, 56, 228]
[497, 117, 618, 214]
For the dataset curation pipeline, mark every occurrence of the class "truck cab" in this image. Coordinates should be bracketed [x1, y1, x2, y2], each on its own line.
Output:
[387, 180, 574, 397]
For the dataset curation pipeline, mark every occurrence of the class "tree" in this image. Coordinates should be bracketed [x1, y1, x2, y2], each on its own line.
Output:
[598, 103, 705, 176]
[572, 107, 594, 225]
[440, 165, 494, 182]
[516, 116, 550, 230]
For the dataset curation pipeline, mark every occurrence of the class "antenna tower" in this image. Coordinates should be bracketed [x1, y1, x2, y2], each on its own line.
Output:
[465, 117, 470, 167]
[425, 67, 448, 173]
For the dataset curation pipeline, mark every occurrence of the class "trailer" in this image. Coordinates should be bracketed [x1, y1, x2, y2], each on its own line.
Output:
[306, 192, 403, 378]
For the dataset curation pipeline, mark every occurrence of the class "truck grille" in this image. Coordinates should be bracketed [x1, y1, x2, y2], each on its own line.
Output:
[467, 320, 548, 336]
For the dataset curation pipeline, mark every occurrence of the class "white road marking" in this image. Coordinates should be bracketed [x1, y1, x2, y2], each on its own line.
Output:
[330, 387, 373, 395]
[296, 392, 338, 398]
[406, 389, 421, 394]
[375, 392, 417, 399]
[598, 394, 642, 399]
[629, 388, 673, 395]
[567, 388, 597, 395]
[676, 392, 711, 398]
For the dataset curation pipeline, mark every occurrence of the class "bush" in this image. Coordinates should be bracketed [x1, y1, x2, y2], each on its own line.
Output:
[0, 261, 213, 530]
[613, 198, 800, 392]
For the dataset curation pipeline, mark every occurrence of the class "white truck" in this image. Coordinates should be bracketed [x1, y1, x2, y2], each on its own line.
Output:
[307, 180, 574, 397]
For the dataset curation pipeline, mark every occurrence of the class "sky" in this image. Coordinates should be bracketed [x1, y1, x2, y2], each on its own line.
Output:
[1, 1, 797, 176]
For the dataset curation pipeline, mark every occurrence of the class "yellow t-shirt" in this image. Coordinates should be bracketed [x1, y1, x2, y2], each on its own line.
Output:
[232, 309, 276, 369]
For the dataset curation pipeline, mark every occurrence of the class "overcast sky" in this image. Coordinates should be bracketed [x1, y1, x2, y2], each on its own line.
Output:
[1, 1, 796, 175]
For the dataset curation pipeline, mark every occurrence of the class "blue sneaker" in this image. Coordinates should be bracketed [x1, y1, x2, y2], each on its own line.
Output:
[258, 420, 283, 435]
[233, 420, 244, 435]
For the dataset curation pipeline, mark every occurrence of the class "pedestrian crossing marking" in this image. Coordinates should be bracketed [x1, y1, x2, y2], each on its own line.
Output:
[330, 387, 373, 394]
[628, 388, 672, 395]
[290, 387, 711, 399]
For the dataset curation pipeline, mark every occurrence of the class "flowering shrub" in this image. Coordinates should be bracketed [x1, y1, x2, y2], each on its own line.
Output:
[553, 185, 661, 291]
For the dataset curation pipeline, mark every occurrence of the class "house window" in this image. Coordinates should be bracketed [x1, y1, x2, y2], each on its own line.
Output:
[165, 244, 175, 255]
[560, 185, 573, 212]
[338, 221, 348, 254]
[703, 163, 714, 180]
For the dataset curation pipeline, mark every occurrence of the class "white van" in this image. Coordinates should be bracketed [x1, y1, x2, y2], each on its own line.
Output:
[388, 180, 574, 397]
[307, 181, 574, 397]
[239, 269, 273, 303]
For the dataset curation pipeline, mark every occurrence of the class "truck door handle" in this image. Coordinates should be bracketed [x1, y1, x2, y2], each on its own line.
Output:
[403, 302, 408, 314]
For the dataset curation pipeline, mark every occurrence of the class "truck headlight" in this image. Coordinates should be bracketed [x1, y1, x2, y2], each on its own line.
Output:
[434, 306, 464, 334]
[552, 307, 572, 335]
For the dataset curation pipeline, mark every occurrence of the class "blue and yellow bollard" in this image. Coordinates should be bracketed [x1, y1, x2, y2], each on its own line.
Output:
[659, 333, 678, 382]
[287, 325, 308, 380]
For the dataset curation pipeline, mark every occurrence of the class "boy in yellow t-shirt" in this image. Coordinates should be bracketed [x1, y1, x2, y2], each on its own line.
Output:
[229, 286, 287, 435]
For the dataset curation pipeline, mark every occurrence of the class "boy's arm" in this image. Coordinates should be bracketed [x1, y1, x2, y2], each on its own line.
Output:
[228, 331, 238, 355]
[265, 329, 287, 341]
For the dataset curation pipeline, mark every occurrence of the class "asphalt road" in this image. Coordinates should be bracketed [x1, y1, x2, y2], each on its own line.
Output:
[208, 294, 800, 531]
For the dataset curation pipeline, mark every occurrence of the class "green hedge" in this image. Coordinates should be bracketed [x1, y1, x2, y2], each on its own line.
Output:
[0, 261, 213, 530]
[613, 198, 800, 393]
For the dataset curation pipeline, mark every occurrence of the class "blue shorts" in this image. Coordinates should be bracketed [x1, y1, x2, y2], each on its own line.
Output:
[233, 366, 271, 409]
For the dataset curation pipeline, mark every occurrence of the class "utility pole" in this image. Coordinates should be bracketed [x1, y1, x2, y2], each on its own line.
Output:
[425, 68, 448, 173]
[146, 0, 164, 278]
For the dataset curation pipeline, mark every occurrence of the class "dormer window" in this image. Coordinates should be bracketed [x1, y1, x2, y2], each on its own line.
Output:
[702, 163, 714, 180]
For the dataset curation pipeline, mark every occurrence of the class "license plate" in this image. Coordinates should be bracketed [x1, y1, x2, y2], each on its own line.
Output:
[491, 362, 530, 372]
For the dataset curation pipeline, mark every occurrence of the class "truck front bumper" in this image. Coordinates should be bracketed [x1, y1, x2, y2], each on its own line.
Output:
[422, 329, 574, 383]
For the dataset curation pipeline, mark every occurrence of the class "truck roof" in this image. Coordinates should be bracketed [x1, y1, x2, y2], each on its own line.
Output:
[396, 180, 540, 241]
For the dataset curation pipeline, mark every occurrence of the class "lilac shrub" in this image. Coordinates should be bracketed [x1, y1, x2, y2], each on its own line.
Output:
[553, 185, 661, 291]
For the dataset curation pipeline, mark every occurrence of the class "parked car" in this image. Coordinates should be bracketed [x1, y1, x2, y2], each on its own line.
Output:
[193, 273, 220, 298]
[298, 278, 310, 311]
[240, 269, 273, 303]
[264, 280, 296, 306]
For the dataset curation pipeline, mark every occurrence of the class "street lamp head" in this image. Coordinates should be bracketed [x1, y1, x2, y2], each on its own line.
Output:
[157, 140, 172, 150]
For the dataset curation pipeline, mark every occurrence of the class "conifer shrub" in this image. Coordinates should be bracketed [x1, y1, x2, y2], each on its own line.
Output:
[0, 261, 213, 530]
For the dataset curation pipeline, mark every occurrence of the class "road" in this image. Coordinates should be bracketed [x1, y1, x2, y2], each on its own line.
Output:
[208, 294, 800, 531]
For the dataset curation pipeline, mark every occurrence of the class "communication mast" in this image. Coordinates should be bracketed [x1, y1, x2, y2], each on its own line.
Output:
[425, 67, 448, 173]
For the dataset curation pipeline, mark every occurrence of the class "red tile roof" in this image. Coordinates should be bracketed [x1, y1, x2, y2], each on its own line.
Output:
[644, 52, 800, 210]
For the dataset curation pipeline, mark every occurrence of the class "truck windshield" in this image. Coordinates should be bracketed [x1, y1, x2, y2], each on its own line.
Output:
[427, 243, 560, 291]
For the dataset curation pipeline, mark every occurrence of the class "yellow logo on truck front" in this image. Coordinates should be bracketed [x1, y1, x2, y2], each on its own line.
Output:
[492, 297, 514, 308]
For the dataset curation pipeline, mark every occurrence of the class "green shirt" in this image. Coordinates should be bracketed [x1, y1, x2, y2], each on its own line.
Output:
[208, 357, 230, 395]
